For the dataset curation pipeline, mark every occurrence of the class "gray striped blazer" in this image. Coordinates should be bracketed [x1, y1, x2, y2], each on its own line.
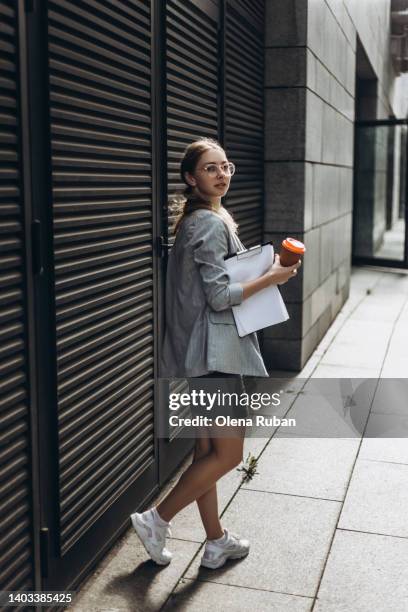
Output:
[160, 208, 268, 378]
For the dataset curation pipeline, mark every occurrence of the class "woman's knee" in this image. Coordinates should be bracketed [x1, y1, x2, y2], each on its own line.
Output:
[212, 438, 244, 472]
[221, 453, 242, 473]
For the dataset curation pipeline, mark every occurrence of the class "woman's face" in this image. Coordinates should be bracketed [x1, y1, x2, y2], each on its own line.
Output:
[185, 148, 232, 204]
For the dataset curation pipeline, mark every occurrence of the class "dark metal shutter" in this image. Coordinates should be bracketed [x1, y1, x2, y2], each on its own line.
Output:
[224, 0, 265, 246]
[0, 0, 35, 594]
[166, 0, 219, 239]
[47, 0, 155, 555]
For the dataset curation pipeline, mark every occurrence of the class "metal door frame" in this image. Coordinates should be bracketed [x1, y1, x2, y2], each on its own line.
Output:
[15, 0, 42, 592]
[352, 117, 408, 269]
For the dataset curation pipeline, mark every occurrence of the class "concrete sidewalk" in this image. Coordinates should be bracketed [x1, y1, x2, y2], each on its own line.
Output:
[70, 266, 408, 612]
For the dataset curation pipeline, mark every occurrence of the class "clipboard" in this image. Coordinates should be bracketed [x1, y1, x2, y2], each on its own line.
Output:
[224, 243, 289, 337]
[224, 241, 272, 261]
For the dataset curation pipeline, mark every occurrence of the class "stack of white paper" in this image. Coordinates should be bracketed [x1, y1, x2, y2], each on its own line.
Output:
[225, 244, 289, 337]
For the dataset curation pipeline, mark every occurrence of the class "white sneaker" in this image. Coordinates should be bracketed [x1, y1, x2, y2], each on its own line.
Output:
[200, 528, 250, 569]
[130, 509, 173, 565]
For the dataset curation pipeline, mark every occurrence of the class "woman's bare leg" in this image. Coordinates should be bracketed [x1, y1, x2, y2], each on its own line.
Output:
[156, 428, 245, 523]
[193, 436, 223, 540]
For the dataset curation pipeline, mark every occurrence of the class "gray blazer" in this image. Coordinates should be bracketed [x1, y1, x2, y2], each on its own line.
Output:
[160, 208, 268, 377]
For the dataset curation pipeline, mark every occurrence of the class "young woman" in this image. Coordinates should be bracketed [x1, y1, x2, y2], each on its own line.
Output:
[130, 138, 301, 568]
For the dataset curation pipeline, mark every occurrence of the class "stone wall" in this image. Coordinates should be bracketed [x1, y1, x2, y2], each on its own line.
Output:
[262, 0, 398, 370]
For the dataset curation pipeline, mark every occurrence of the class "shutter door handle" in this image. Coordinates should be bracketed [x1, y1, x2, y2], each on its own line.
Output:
[156, 236, 172, 258]
[40, 527, 49, 578]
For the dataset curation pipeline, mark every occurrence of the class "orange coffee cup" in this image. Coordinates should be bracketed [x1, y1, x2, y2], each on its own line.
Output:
[279, 237, 306, 267]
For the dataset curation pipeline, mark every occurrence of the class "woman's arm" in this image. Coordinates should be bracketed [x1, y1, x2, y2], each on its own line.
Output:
[191, 213, 244, 311]
[190, 212, 301, 309]
[241, 254, 301, 300]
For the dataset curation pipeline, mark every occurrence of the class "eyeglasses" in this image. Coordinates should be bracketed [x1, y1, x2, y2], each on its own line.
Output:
[199, 162, 236, 178]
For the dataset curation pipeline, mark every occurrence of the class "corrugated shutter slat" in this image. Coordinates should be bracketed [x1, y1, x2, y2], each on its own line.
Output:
[166, 0, 219, 236]
[225, 1, 265, 246]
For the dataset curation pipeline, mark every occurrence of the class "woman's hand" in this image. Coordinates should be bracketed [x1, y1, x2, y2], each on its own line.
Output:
[241, 254, 302, 300]
[268, 254, 302, 286]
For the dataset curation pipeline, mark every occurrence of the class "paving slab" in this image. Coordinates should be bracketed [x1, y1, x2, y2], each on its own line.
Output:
[349, 305, 403, 323]
[335, 294, 364, 316]
[373, 273, 408, 294]
[185, 489, 341, 598]
[359, 437, 408, 464]
[364, 412, 408, 438]
[348, 294, 406, 322]
[241, 436, 359, 501]
[311, 313, 348, 358]
[338, 459, 408, 537]
[332, 319, 394, 342]
[70, 535, 201, 612]
[314, 530, 408, 612]
[310, 364, 380, 378]
[399, 313, 408, 327]
[383, 331, 408, 361]
[281, 388, 370, 438]
[370, 378, 408, 415]
[319, 331, 391, 369]
[390, 323, 408, 345]
[163, 579, 313, 611]
[381, 359, 408, 377]
[298, 354, 321, 377]
[302, 377, 377, 401]
[346, 268, 383, 290]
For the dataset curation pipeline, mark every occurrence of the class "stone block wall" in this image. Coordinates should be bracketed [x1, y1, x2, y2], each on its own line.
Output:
[262, 0, 397, 371]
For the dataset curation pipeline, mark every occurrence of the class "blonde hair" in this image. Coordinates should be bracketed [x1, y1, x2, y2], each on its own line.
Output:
[170, 137, 238, 236]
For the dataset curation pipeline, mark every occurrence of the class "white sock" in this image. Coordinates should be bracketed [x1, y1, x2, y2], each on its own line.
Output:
[151, 506, 170, 526]
[210, 529, 227, 543]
